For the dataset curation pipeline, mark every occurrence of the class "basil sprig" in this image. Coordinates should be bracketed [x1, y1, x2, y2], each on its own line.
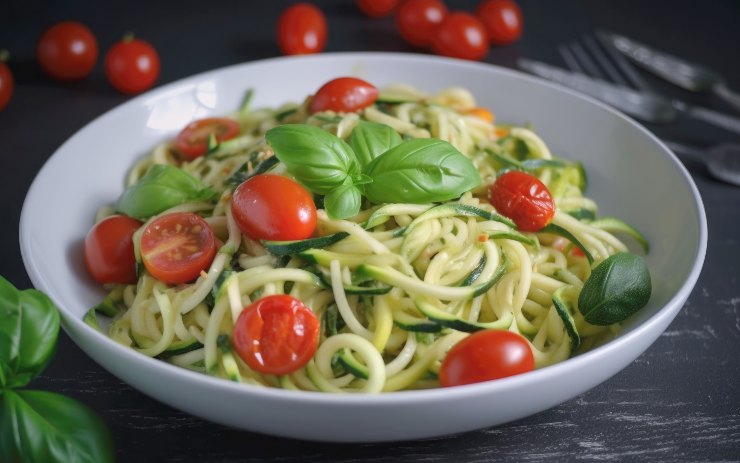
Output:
[0, 276, 115, 463]
[266, 123, 480, 219]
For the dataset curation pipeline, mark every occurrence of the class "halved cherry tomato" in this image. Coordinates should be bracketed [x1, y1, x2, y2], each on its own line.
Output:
[174, 117, 240, 160]
[309, 77, 379, 114]
[431, 12, 489, 61]
[356, 0, 399, 18]
[277, 3, 328, 55]
[475, 0, 523, 45]
[231, 174, 317, 241]
[439, 329, 534, 387]
[104, 36, 160, 95]
[140, 212, 217, 285]
[37, 21, 98, 81]
[232, 294, 320, 375]
[0, 51, 13, 110]
[489, 170, 555, 232]
[84, 215, 142, 284]
[395, 0, 449, 47]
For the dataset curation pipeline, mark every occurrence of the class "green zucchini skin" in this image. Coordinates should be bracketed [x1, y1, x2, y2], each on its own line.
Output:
[263, 232, 349, 256]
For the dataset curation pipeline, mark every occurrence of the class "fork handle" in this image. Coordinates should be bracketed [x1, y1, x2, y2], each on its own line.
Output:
[712, 83, 740, 114]
[678, 103, 740, 136]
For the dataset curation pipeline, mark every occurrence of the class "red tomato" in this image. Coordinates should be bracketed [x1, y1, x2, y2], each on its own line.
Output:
[0, 51, 13, 110]
[174, 117, 240, 160]
[104, 36, 160, 94]
[232, 294, 320, 375]
[356, 0, 399, 18]
[37, 21, 98, 81]
[395, 0, 449, 47]
[231, 174, 317, 241]
[476, 0, 523, 45]
[431, 12, 489, 61]
[140, 212, 217, 285]
[309, 77, 379, 114]
[489, 170, 555, 232]
[84, 215, 142, 284]
[440, 330, 534, 387]
[277, 3, 328, 55]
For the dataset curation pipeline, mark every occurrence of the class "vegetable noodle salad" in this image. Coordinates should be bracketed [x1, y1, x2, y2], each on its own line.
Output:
[83, 77, 652, 392]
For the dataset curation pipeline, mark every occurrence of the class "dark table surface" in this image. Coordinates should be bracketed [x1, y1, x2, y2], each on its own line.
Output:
[2, 1, 740, 461]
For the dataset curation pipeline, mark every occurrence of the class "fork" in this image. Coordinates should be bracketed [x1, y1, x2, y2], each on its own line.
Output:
[558, 35, 740, 136]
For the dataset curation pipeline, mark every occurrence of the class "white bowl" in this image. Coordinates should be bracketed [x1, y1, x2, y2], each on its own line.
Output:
[20, 53, 707, 443]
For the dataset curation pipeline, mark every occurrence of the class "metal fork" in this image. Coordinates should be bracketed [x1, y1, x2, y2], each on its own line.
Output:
[558, 35, 740, 136]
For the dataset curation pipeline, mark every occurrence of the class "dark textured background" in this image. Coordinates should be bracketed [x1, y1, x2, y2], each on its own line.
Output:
[1, 1, 739, 461]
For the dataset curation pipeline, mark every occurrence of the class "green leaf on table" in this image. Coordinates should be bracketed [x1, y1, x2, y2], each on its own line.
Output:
[349, 120, 402, 169]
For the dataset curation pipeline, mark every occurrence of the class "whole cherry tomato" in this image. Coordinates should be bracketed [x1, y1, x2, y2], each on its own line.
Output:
[439, 330, 534, 387]
[0, 51, 13, 110]
[104, 36, 160, 94]
[232, 294, 320, 375]
[475, 0, 523, 45]
[431, 12, 489, 61]
[140, 212, 217, 285]
[309, 77, 379, 114]
[84, 215, 142, 284]
[277, 3, 328, 55]
[174, 117, 240, 160]
[488, 170, 555, 232]
[37, 21, 98, 81]
[396, 0, 449, 47]
[231, 174, 317, 241]
[356, 0, 399, 18]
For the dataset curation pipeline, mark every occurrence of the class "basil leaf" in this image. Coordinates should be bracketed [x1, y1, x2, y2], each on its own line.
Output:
[325, 184, 362, 219]
[117, 164, 217, 219]
[0, 277, 60, 389]
[349, 121, 402, 169]
[363, 138, 481, 204]
[0, 390, 115, 463]
[579, 252, 652, 326]
[266, 124, 359, 194]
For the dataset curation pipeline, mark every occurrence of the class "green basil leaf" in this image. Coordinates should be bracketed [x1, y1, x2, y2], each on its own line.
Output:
[117, 164, 217, 219]
[349, 121, 402, 169]
[266, 124, 358, 194]
[363, 138, 481, 204]
[0, 390, 115, 463]
[324, 184, 362, 220]
[579, 252, 652, 326]
[0, 277, 60, 389]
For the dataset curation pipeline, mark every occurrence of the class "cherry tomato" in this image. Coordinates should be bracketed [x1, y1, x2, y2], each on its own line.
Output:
[37, 21, 98, 81]
[356, 0, 399, 18]
[431, 12, 489, 61]
[0, 51, 13, 110]
[309, 77, 379, 114]
[232, 294, 320, 375]
[440, 330, 534, 387]
[489, 170, 555, 232]
[277, 3, 328, 55]
[104, 36, 160, 95]
[475, 0, 523, 45]
[84, 215, 142, 284]
[174, 117, 240, 160]
[140, 212, 217, 285]
[395, 0, 449, 47]
[231, 174, 317, 241]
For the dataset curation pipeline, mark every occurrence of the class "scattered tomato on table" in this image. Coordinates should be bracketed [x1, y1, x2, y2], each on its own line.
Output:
[431, 12, 489, 61]
[104, 35, 160, 94]
[37, 21, 98, 81]
[396, 0, 449, 47]
[83, 214, 142, 284]
[489, 170, 555, 232]
[277, 3, 328, 55]
[356, 0, 400, 18]
[476, 0, 523, 45]
[0, 50, 13, 110]
[309, 77, 379, 114]
[175, 117, 240, 160]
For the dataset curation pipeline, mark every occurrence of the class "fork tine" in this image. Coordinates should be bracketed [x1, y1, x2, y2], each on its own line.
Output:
[583, 35, 629, 87]
[595, 31, 654, 92]
[558, 44, 584, 74]
[567, 41, 606, 80]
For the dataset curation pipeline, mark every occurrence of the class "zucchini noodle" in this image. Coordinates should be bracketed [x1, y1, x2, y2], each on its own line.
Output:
[90, 83, 647, 392]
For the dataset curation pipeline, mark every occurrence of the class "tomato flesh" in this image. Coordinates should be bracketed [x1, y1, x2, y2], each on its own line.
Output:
[431, 12, 490, 61]
[232, 294, 320, 375]
[37, 21, 98, 81]
[356, 0, 399, 18]
[277, 3, 328, 55]
[140, 212, 217, 285]
[104, 37, 160, 95]
[440, 330, 534, 387]
[174, 117, 240, 160]
[231, 174, 317, 241]
[489, 170, 555, 232]
[309, 77, 379, 114]
[84, 215, 142, 284]
[476, 0, 523, 45]
[396, 0, 449, 47]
